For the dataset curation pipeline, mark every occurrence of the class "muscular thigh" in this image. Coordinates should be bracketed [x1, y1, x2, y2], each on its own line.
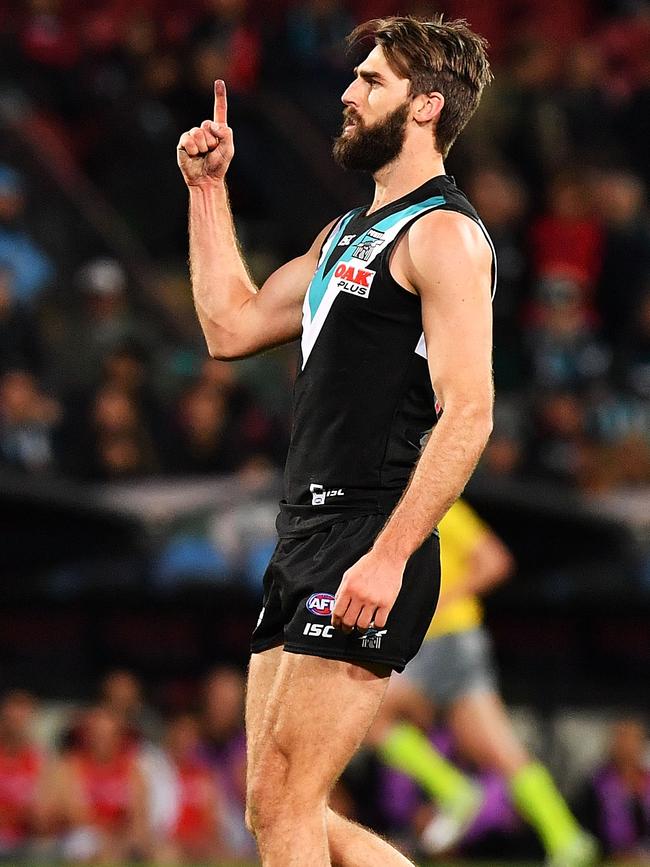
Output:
[253, 651, 390, 797]
[246, 645, 283, 777]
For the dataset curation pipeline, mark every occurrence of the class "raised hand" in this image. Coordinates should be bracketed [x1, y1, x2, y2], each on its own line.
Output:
[177, 80, 234, 186]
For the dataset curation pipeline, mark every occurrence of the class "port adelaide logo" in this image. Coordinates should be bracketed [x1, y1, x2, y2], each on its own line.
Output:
[358, 627, 387, 649]
[353, 229, 384, 262]
[306, 593, 336, 617]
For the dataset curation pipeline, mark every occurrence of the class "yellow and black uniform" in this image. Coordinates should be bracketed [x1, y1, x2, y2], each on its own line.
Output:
[425, 498, 488, 640]
[401, 499, 498, 704]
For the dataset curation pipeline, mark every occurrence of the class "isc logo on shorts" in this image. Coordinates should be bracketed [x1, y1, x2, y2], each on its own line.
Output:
[303, 623, 334, 638]
[330, 264, 375, 299]
[306, 593, 335, 617]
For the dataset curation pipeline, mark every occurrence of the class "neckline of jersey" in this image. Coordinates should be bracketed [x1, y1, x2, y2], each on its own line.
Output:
[359, 173, 455, 221]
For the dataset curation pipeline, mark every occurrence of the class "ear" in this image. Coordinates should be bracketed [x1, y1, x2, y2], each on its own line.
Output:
[412, 91, 444, 125]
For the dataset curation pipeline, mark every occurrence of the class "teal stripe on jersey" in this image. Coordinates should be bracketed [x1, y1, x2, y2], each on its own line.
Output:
[308, 209, 361, 319]
[307, 195, 447, 320]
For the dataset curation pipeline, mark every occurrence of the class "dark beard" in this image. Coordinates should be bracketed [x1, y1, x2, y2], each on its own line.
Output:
[333, 101, 410, 173]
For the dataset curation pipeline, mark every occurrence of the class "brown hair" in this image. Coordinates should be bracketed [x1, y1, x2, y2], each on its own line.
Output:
[348, 15, 492, 157]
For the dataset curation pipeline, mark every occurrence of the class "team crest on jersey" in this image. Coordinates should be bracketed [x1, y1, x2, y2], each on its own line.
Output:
[352, 229, 385, 263]
[330, 264, 376, 299]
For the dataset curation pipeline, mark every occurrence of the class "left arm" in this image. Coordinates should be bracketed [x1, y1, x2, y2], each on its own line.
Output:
[332, 211, 494, 632]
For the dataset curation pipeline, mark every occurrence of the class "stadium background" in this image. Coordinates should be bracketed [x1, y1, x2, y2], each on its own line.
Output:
[0, 0, 649, 862]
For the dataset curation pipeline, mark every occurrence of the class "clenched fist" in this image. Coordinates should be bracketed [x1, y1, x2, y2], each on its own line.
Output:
[177, 79, 234, 186]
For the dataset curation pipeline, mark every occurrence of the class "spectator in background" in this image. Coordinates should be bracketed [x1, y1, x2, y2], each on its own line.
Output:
[585, 387, 650, 492]
[52, 257, 159, 394]
[56, 705, 151, 864]
[0, 691, 48, 859]
[189, 0, 260, 95]
[0, 165, 54, 307]
[100, 344, 164, 445]
[100, 670, 162, 746]
[559, 41, 616, 166]
[197, 667, 254, 859]
[284, 0, 353, 80]
[0, 265, 43, 375]
[578, 718, 650, 860]
[623, 291, 650, 400]
[530, 173, 602, 319]
[0, 369, 60, 475]
[157, 713, 227, 864]
[467, 165, 529, 389]
[528, 390, 592, 487]
[198, 357, 287, 465]
[276, 0, 355, 134]
[67, 382, 160, 481]
[591, 170, 650, 349]
[525, 274, 611, 391]
[476, 401, 526, 481]
[164, 379, 241, 475]
[18, 0, 81, 120]
[100, 671, 178, 855]
[495, 38, 565, 192]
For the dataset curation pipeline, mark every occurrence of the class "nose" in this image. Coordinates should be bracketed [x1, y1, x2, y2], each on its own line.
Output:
[341, 78, 359, 107]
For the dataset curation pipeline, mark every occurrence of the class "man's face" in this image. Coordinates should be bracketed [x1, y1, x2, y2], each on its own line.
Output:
[333, 45, 412, 173]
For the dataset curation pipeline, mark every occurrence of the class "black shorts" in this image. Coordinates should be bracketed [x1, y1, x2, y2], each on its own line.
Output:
[251, 513, 440, 672]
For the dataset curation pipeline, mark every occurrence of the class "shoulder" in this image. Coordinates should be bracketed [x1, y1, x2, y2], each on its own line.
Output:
[407, 209, 491, 269]
[395, 209, 492, 297]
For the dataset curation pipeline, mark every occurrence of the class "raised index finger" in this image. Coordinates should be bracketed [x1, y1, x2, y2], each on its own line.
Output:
[213, 79, 227, 125]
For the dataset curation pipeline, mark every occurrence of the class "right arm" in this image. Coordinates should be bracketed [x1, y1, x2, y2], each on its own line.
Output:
[178, 80, 334, 360]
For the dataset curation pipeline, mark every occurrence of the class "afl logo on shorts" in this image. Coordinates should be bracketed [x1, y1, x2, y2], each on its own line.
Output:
[306, 593, 335, 617]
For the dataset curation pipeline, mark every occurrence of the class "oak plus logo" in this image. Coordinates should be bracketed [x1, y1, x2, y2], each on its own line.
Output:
[309, 483, 344, 506]
[331, 264, 375, 299]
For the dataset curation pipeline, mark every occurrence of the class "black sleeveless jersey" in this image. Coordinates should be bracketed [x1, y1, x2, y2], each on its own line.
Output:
[281, 174, 495, 525]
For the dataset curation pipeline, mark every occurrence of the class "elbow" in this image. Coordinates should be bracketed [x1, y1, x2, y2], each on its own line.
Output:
[454, 400, 493, 445]
[497, 547, 516, 583]
[207, 343, 237, 361]
[478, 409, 493, 445]
[203, 326, 245, 361]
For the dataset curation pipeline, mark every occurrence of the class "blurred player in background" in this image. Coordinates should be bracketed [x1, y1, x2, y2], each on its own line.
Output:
[367, 498, 598, 866]
[180, 14, 496, 867]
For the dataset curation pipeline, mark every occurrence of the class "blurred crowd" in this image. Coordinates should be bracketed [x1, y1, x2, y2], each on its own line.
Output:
[0, 669, 254, 864]
[0, 0, 649, 495]
[1, 673, 649, 864]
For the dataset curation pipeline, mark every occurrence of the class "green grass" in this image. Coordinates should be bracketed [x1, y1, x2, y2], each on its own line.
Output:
[59, 862, 625, 867]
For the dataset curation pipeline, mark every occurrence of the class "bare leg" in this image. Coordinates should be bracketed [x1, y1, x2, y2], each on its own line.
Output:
[245, 650, 415, 867]
[448, 689, 529, 775]
[327, 810, 415, 867]
[366, 672, 435, 746]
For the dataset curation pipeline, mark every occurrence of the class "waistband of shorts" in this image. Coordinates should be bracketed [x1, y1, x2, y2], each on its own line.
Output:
[276, 500, 394, 538]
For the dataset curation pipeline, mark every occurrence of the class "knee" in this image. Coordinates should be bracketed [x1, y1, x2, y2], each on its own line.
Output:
[246, 750, 287, 836]
[246, 749, 325, 837]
